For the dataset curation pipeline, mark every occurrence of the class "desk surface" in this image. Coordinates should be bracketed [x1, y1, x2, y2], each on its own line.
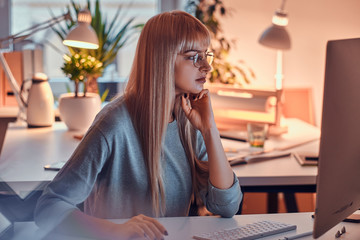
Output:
[0, 122, 81, 196]
[0, 106, 60, 118]
[11, 212, 360, 240]
[229, 140, 319, 187]
[0, 119, 320, 194]
[221, 118, 320, 187]
[0, 107, 19, 118]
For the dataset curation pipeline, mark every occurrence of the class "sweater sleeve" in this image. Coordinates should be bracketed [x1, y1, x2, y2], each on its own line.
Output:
[201, 173, 242, 217]
[34, 124, 110, 231]
[196, 131, 243, 218]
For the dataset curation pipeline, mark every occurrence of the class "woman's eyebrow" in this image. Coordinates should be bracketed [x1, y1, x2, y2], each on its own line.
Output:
[184, 49, 202, 53]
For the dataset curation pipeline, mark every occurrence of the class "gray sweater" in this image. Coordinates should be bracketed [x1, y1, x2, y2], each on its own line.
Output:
[34, 97, 242, 230]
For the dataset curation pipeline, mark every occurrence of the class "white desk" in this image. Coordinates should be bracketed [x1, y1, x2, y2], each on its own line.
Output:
[0, 119, 320, 196]
[220, 119, 320, 213]
[0, 122, 81, 197]
[0, 106, 61, 155]
[0, 107, 18, 155]
[10, 211, 360, 240]
[222, 118, 320, 188]
[229, 141, 319, 187]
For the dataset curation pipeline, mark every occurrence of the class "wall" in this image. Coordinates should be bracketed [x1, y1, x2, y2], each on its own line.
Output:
[220, 0, 360, 126]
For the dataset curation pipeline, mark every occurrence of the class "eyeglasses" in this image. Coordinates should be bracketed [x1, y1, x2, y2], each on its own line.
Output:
[183, 51, 214, 68]
[335, 226, 346, 238]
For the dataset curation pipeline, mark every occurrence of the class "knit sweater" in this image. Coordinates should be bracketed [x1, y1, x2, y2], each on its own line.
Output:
[34, 96, 242, 230]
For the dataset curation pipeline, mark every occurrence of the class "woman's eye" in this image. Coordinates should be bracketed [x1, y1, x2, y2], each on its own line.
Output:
[185, 55, 196, 60]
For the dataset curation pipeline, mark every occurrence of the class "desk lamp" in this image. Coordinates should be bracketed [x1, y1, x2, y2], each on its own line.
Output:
[0, 9, 99, 122]
[258, 0, 291, 133]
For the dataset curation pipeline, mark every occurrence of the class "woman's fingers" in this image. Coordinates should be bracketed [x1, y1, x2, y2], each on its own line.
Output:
[181, 94, 191, 116]
[188, 89, 209, 103]
[141, 215, 168, 236]
[138, 223, 156, 239]
[197, 89, 209, 100]
[140, 221, 164, 239]
[128, 214, 167, 239]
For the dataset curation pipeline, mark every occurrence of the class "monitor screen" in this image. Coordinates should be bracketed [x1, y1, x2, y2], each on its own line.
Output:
[313, 38, 360, 238]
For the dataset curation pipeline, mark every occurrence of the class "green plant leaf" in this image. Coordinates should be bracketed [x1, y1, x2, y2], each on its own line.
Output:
[100, 88, 110, 102]
[87, 0, 91, 12]
[52, 0, 144, 96]
[65, 82, 71, 93]
[106, 5, 123, 36]
[93, 0, 102, 41]
[186, 0, 255, 86]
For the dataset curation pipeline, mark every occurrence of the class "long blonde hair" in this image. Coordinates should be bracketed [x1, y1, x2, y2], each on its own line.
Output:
[124, 11, 210, 217]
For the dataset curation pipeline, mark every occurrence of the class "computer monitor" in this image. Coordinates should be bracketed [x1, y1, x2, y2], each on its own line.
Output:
[313, 37, 360, 238]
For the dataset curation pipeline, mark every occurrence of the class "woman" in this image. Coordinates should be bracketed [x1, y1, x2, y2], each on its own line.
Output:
[35, 10, 242, 240]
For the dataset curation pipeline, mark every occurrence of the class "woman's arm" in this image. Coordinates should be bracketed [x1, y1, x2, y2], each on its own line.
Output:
[181, 90, 242, 217]
[181, 89, 233, 189]
[201, 126, 234, 189]
[34, 122, 167, 239]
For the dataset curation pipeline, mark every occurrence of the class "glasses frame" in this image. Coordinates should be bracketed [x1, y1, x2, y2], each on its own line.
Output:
[179, 51, 214, 68]
[193, 51, 214, 68]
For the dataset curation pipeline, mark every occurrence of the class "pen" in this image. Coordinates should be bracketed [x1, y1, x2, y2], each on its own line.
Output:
[282, 231, 313, 240]
[220, 135, 247, 142]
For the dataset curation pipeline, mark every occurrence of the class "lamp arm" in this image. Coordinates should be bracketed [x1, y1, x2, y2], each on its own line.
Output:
[0, 11, 72, 122]
[0, 11, 71, 48]
[275, 51, 284, 127]
[280, 0, 287, 11]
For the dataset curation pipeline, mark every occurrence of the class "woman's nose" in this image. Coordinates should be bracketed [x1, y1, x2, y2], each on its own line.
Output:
[199, 61, 212, 73]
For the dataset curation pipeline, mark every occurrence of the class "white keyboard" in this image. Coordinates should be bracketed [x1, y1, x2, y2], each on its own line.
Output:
[193, 220, 296, 240]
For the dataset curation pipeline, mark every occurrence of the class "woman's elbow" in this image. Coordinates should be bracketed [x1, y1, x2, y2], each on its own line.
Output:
[209, 190, 243, 218]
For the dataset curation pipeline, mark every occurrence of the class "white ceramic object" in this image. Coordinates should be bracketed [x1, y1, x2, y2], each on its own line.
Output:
[27, 73, 54, 127]
[58, 92, 101, 131]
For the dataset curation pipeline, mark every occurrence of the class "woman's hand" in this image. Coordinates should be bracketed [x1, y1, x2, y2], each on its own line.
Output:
[112, 214, 168, 240]
[181, 89, 234, 190]
[181, 89, 216, 134]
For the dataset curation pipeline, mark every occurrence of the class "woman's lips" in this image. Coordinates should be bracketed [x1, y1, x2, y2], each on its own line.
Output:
[196, 77, 206, 83]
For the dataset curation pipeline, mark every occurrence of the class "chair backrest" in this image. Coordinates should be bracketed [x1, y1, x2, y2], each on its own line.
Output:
[282, 88, 315, 125]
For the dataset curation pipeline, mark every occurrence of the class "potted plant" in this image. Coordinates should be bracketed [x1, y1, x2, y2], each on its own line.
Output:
[51, 0, 144, 93]
[51, 0, 143, 131]
[186, 0, 255, 86]
[58, 53, 103, 131]
[61, 53, 103, 97]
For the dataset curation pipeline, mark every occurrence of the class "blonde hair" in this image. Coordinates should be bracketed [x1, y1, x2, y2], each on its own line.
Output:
[124, 11, 210, 217]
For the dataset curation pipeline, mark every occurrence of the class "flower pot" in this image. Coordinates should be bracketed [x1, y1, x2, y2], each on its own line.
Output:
[58, 92, 101, 131]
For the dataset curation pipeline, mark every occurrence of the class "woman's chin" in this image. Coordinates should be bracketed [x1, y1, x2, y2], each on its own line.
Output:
[190, 85, 204, 94]
[175, 86, 203, 95]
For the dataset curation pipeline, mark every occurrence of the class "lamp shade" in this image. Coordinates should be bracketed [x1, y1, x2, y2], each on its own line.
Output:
[259, 25, 291, 50]
[63, 9, 99, 49]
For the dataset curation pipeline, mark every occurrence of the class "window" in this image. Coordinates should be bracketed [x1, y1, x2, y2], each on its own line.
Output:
[11, 0, 157, 87]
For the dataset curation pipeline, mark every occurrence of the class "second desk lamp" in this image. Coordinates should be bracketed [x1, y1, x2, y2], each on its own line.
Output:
[258, 0, 291, 134]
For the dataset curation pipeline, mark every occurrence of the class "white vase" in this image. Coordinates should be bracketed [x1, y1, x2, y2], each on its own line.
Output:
[27, 76, 55, 128]
[58, 92, 101, 131]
